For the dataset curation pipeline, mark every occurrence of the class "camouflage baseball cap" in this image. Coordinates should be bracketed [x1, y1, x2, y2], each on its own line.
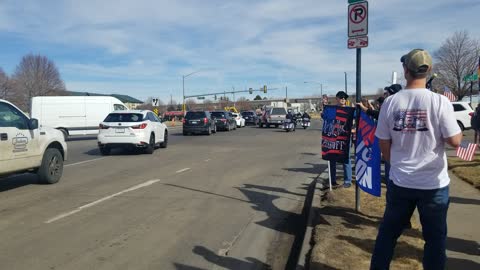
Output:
[400, 49, 432, 75]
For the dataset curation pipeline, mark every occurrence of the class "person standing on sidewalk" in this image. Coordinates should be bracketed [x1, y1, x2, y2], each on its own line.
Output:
[325, 91, 353, 188]
[472, 103, 480, 145]
[370, 49, 463, 270]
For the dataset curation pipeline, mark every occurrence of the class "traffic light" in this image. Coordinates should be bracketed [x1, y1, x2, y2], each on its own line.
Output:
[263, 85, 267, 93]
[249, 88, 253, 94]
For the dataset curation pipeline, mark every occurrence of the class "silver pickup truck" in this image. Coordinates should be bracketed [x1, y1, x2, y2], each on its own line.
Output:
[258, 107, 287, 128]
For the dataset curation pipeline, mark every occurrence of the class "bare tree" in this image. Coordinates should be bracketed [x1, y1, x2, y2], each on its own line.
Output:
[433, 31, 480, 99]
[203, 99, 215, 111]
[235, 97, 251, 111]
[12, 54, 66, 110]
[185, 98, 197, 110]
[0, 68, 13, 100]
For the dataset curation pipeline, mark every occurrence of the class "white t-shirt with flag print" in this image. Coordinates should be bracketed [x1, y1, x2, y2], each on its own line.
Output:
[375, 88, 461, 190]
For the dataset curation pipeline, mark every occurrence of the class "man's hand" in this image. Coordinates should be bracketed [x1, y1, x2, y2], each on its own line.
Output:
[357, 103, 368, 112]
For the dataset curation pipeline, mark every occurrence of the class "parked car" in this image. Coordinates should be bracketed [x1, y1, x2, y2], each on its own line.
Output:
[241, 111, 259, 125]
[451, 101, 474, 131]
[183, 111, 217, 135]
[231, 113, 245, 128]
[31, 96, 128, 140]
[0, 99, 67, 184]
[98, 110, 168, 155]
[258, 107, 287, 128]
[211, 111, 236, 131]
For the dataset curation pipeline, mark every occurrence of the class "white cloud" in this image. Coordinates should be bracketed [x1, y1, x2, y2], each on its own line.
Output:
[0, 0, 479, 100]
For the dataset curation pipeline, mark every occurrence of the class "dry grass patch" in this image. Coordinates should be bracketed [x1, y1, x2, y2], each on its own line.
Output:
[309, 184, 424, 270]
[448, 155, 480, 189]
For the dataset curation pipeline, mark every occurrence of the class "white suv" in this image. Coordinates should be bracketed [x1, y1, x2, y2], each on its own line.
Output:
[0, 99, 67, 184]
[97, 110, 168, 155]
[451, 101, 474, 131]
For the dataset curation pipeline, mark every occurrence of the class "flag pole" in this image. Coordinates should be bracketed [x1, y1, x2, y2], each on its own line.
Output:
[328, 162, 332, 191]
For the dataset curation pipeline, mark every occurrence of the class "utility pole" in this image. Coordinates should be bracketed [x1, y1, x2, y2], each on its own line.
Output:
[344, 72, 347, 94]
[285, 86, 288, 102]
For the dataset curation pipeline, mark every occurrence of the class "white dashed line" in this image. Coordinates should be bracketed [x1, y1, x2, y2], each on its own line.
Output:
[176, 168, 191, 173]
[45, 179, 161, 224]
[65, 157, 107, 167]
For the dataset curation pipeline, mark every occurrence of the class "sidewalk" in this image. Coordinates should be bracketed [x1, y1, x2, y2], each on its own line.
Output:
[445, 172, 480, 268]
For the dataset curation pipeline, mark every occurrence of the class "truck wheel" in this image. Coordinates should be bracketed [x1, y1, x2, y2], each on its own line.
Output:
[37, 148, 64, 184]
[145, 134, 155, 154]
[160, 130, 168, 148]
[99, 146, 111, 156]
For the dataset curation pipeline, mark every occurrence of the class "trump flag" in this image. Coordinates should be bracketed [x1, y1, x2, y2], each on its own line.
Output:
[321, 105, 355, 163]
[355, 111, 381, 197]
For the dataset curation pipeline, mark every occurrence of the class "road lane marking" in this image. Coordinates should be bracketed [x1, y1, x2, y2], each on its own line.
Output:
[45, 179, 161, 224]
[204, 159, 211, 162]
[65, 157, 108, 167]
[176, 168, 191, 173]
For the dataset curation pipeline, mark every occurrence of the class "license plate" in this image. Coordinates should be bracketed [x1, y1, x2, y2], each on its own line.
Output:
[115, 128, 125, 133]
[191, 121, 198, 124]
[245, 117, 249, 119]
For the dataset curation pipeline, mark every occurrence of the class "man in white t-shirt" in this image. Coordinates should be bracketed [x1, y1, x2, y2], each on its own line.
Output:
[370, 49, 462, 270]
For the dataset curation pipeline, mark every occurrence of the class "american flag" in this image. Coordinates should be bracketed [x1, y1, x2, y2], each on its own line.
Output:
[443, 86, 457, 102]
[456, 141, 478, 161]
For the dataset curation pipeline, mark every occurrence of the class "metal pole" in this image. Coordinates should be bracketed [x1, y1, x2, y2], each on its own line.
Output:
[182, 76, 185, 112]
[344, 72, 347, 94]
[355, 48, 361, 212]
[471, 81, 473, 105]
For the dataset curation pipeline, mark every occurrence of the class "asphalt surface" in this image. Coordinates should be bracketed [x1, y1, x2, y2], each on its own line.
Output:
[0, 121, 326, 270]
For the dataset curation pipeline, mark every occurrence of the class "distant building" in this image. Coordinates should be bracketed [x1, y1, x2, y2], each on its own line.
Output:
[68, 91, 144, 109]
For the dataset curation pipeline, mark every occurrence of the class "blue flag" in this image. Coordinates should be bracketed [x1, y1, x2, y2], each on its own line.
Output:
[355, 111, 381, 197]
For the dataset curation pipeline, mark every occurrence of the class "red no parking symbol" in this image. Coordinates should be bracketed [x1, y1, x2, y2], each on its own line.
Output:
[350, 4, 366, 24]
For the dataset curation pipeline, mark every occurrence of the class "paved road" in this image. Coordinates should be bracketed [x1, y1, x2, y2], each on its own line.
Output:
[0, 121, 326, 270]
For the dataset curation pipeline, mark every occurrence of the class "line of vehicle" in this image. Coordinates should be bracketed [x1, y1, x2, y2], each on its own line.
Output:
[175, 168, 191, 173]
[45, 179, 161, 224]
[65, 157, 108, 167]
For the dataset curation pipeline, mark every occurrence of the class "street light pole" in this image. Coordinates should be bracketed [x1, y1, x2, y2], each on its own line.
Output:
[182, 70, 203, 113]
[344, 72, 348, 95]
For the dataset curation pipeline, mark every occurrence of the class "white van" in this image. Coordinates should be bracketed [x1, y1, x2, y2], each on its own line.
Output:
[31, 96, 128, 139]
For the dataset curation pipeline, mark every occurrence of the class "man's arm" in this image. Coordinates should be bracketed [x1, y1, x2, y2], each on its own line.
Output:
[445, 133, 462, 148]
[379, 139, 391, 163]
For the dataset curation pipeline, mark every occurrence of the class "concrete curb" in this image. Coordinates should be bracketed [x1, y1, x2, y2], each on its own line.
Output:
[295, 168, 329, 269]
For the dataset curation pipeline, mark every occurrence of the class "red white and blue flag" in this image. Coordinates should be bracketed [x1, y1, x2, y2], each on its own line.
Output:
[456, 141, 477, 161]
[443, 86, 457, 102]
[355, 111, 381, 197]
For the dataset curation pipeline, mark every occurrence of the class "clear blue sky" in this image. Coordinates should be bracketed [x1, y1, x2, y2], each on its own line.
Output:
[0, 0, 478, 103]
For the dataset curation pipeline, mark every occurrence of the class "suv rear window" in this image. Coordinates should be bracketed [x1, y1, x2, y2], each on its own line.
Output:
[104, 113, 144, 122]
[271, 108, 287, 115]
[241, 112, 254, 116]
[211, 112, 226, 118]
[452, 104, 466, 112]
[185, 111, 206, 119]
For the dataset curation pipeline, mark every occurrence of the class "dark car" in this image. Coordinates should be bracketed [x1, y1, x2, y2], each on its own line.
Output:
[241, 111, 258, 125]
[183, 111, 216, 135]
[211, 111, 236, 131]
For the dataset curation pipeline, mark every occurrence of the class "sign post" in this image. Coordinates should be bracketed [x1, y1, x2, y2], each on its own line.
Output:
[348, 0, 368, 212]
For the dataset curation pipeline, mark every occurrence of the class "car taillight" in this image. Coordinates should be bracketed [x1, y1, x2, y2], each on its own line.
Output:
[221, 119, 227, 122]
[204, 117, 208, 124]
[99, 124, 109, 129]
[182, 119, 186, 124]
[132, 123, 148, 129]
[469, 112, 474, 117]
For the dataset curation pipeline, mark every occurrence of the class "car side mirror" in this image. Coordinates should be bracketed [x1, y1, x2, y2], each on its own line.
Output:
[29, 118, 39, 130]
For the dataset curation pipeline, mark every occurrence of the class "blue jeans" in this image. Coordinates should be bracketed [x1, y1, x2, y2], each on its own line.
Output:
[370, 181, 449, 270]
[329, 158, 352, 185]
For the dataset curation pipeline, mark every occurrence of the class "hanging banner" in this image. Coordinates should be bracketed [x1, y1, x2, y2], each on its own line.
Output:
[355, 111, 381, 197]
[321, 105, 355, 163]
